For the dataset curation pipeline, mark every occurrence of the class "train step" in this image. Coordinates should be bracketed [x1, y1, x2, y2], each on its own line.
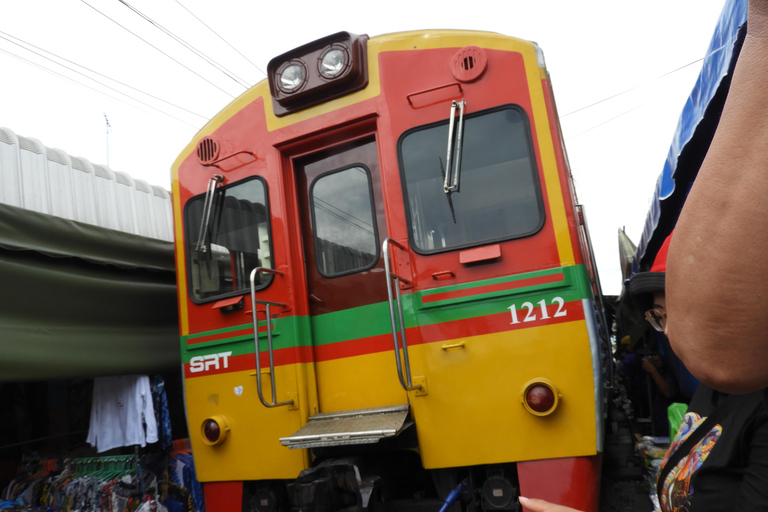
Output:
[280, 404, 412, 449]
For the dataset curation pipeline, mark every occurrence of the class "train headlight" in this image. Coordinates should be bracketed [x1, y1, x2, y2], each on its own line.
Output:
[319, 47, 348, 77]
[267, 32, 369, 117]
[278, 62, 307, 92]
[201, 415, 230, 445]
[521, 379, 560, 416]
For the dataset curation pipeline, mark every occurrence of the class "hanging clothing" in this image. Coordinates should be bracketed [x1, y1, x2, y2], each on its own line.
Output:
[151, 375, 173, 450]
[87, 375, 159, 453]
[169, 453, 204, 512]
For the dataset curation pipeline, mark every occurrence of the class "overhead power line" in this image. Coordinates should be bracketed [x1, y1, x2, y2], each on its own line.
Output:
[560, 44, 730, 140]
[560, 55, 711, 118]
[0, 30, 209, 122]
[0, 45, 199, 129]
[80, 0, 236, 99]
[566, 102, 649, 140]
[117, 0, 251, 89]
[174, 0, 266, 79]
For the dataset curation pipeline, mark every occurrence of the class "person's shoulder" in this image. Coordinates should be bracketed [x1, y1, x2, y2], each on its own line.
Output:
[719, 388, 768, 423]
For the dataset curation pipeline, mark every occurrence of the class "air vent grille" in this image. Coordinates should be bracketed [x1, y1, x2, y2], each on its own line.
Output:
[450, 46, 488, 83]
[197, 137, 220, 165]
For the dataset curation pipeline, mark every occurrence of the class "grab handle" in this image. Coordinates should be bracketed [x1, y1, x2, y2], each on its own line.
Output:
[249, 267, 294, 408]
[383, 238, 421, 392]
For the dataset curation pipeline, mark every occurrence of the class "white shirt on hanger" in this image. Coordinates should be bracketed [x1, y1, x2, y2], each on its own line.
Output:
[86, 375, 159, 453]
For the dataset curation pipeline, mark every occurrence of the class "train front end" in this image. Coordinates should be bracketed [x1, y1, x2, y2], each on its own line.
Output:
[173, 30, 608, 512]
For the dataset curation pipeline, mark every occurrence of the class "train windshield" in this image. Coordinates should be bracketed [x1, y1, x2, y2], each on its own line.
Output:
[184, 177, 273, 302]
[399, 105, 544, 253]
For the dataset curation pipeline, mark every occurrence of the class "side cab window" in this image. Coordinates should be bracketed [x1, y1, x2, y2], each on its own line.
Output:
[184, 177, 273, 302]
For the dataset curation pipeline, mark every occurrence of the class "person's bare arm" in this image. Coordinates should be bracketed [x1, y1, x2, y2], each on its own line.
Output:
[642, 357, 676, 398]
[666, 0, 768, 393]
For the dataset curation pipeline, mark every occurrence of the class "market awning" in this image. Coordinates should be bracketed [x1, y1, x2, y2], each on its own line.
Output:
[0, 202, 179, 382]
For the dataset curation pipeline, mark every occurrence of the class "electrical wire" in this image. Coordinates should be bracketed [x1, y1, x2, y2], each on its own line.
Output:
[0, 30, 209, 122]
[174, 0, 266, 79]
[0, 45, 200, 129]
[560, 61, 699, 118]
[117, 0, 251, 89]
[565, 101, 648, 140]
[80, 0, 236, 99]
[560, 55, 711, 118]
[314, 196, 375, 236]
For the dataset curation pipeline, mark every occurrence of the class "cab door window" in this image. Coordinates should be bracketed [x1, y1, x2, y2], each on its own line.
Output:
[310, 165, 379, 277]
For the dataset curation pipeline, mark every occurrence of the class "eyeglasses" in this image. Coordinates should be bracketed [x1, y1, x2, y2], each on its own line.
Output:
[644, 307, 667, 332]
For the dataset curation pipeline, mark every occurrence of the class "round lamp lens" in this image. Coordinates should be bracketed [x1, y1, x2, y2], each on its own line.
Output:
[526, 384, 555, 413]
[203, 419, 221, 443]
[320, 49, 346, 76]
[280, 64, 305, 91]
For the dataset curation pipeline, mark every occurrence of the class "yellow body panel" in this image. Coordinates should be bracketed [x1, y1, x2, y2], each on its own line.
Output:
[408, 320, 597, 468]
[313, 350, 407, 413]
[172, 178, 189, 336]
[185, 366, 309, 481]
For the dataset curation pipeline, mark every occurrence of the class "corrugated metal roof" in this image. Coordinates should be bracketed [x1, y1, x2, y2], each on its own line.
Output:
[0, 126, 172, 241]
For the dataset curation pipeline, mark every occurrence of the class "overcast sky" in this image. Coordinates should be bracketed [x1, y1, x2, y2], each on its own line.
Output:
[0, 0, 728, 295]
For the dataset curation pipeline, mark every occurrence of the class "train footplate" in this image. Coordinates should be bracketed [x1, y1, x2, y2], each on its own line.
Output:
[279, 404, 411, 449]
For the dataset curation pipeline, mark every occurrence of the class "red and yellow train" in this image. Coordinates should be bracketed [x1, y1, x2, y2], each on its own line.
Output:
[172, 30, 609, 512]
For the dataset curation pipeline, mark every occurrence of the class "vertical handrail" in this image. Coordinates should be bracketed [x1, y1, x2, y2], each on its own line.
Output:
[195, 174, 224, 252]
[444, 100, 466, 194]
[382, 238, 422, 392]
[249, 267, 294, 408]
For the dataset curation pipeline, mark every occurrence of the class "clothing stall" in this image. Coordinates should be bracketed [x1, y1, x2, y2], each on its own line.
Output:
[0, 130, 201, 512]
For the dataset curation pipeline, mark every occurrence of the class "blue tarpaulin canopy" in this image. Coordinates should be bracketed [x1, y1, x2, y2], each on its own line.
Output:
[634, 0, 747, 269]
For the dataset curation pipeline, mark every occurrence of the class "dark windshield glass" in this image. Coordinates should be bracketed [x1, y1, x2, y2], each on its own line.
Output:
[399, 106, 544, 253]
[185, 177, 272, 302]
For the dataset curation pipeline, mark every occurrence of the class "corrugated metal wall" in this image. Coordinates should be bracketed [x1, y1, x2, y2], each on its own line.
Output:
[0, 126, 172, 242]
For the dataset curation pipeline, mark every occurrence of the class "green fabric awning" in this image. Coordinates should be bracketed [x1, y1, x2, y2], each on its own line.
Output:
[0, 203, 179, 382]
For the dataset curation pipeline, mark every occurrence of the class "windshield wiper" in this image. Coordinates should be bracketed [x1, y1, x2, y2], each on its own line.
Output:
[195, 174, 224, 253]
[444, 99, 465, 194]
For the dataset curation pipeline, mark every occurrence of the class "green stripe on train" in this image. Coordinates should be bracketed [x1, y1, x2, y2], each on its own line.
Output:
[180, 264, 594, 362]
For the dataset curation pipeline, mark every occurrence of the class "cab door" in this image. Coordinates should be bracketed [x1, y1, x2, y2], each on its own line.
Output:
[294, 138, 407, 414]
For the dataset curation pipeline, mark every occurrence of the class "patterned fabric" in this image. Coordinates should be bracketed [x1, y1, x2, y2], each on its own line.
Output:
[659, 412, 722, 511]
[657, 385, 768, 512]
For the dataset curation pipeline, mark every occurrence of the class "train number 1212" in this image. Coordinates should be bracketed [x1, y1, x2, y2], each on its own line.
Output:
[508, 297, 566, 324]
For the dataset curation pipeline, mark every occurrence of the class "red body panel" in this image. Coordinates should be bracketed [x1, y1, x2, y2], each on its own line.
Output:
[518, 456, 602, 512]
[203, 482, 243, 512]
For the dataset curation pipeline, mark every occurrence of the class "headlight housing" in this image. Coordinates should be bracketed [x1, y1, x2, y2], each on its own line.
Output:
[267, 32, 369, 116]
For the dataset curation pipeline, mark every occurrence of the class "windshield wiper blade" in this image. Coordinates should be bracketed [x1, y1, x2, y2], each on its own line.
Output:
[439, 157, 457, 224]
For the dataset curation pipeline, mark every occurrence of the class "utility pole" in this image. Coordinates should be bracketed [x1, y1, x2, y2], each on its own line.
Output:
[104, 113, 111, 166]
